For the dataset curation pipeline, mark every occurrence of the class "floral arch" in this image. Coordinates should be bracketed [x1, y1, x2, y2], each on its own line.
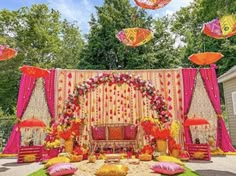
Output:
[61, 73, 172, 126]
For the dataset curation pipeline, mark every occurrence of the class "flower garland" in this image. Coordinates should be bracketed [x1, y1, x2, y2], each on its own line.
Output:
[63, 72, 172, 124]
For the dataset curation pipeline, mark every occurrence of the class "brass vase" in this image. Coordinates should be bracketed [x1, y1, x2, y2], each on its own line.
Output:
[156, 139, 167, 153]
[171, 149, 180, 158]
[64, 139, 73, 153]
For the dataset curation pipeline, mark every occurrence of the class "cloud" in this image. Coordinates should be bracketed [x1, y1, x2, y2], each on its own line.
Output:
[48, 0, 96, 34]
[165, 10, 174, 16]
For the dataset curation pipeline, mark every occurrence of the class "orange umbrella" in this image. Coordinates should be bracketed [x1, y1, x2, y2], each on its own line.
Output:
[188, 52, 223, 65]
[0, 45, 17, 61]
[134, 0, 171, 10]
[20, 65, 49, 78]
[184, 118, 209, 126]
[116, 27, 153, 47]
[19, 118, 46, 128]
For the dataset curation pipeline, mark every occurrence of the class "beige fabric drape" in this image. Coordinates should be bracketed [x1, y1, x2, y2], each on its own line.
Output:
[21, 78, 51, 145]
[187, 72, 217, 144]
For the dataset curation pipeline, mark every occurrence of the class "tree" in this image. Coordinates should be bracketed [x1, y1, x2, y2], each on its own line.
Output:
[79, 0, 154, 70]
[0, 4, 84, 114]
[171, 0, 236, 75]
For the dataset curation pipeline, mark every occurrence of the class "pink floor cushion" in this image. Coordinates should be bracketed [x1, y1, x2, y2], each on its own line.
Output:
[47, 163, 78, 176]
[91, 126, 106, 140]
[124, 125, 137, 140]
[151, 162, 185, 175]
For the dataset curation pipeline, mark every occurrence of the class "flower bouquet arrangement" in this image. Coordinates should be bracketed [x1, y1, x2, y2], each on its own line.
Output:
[44, 117, 85, 154]
[141, 117, 170, 140]
[141, 117, 170, 153]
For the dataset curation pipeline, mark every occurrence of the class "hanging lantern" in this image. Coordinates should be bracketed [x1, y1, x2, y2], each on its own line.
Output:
[20, 65, 49, 78]
[0, 45, 17, 61]
[116, 27, 153, 47]
[134, 0, 171, 10]
[202, 14, 236, 39]
[188, 52, 223, 65]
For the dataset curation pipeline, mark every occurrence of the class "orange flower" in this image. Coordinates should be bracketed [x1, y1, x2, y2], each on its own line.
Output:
[66, 108, 73, 115]
[59, 129, 72, 140]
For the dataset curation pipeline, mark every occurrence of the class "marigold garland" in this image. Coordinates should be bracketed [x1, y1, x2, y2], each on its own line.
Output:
[63, 73, 172, 124]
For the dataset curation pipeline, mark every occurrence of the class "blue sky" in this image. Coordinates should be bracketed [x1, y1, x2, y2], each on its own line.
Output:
[0, 0, 193, 34]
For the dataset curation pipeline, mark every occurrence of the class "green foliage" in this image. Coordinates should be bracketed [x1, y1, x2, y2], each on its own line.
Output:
[79, 0, 180, 70]
[0, 4, 84, 114]
[0, 112, 16, 152]
[0, 0, 235, 114]
[171, 0, 236, 75]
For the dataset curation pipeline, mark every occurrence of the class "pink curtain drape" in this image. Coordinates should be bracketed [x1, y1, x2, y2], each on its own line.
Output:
[16, 74, 36, 118]
[2, 124, 20, 154]
[200, 65, 235, 152]
[44, 69, 56, 123]
[182, 68, 198, 144]
[4, 74, 36, 154]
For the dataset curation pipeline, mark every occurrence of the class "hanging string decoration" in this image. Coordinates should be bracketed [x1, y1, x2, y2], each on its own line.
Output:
[63, 73, 172, 124]
[134, 0, 171, 10]
[202, 14, 236, 39]
[116, 28, 153, 47]
[0, 45, 17, 61]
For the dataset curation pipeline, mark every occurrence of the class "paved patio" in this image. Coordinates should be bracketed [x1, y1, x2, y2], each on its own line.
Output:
[0, 155, 236, 176]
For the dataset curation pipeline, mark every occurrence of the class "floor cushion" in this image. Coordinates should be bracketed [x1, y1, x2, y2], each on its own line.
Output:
[44, 157, 70, 168]
[47, 163, 77, 176]
[157, 155, 184, 166]
[95, 164, 128, 176]
[151, 162, 185, 175]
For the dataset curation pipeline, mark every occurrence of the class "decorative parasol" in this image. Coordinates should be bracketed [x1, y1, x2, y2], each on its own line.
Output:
[116, 27, 153, 47]
[202, 15, 236, 39]
[19, 118, 46, 128]
[0, 45, 17, 61]
[134, 0, 171, 10]
[20, 65, 49, 78]
[184, 118, 209, 127]
[188, 52, 223, 65]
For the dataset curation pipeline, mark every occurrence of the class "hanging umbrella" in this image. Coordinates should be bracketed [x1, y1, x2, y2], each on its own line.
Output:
[19, 118, 46, 128]
[134, 0, 171, 10]
[188, 52, 223, 65]
[202, 15, 236, 39]
[116, 27, 153, 47]
[184, 118, 209, 127]
[20, 65, 49, 78]
[0, 45, 17, 61]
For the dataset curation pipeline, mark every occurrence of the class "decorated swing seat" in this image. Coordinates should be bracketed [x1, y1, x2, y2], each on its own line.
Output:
[89, 123, 139, 154]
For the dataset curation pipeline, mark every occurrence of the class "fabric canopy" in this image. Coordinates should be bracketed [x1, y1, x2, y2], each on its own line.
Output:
[19, 118, 46, 128]
[184, 118, 209, 126]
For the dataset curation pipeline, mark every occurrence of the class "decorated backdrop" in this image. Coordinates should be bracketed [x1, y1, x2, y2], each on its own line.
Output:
[55, 69, 184, 146]
[4, 67, 235, 154]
